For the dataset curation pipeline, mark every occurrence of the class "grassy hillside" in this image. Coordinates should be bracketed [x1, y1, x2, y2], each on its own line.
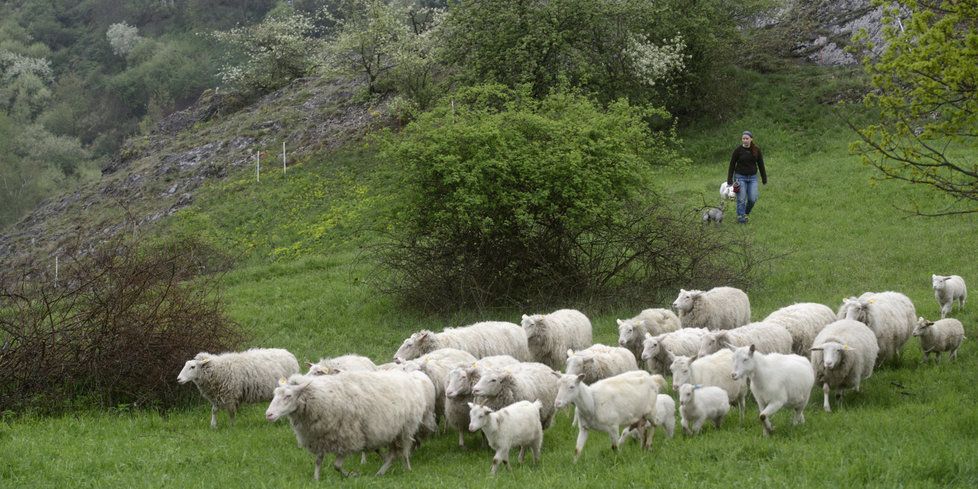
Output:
[2, 66, 977, 488]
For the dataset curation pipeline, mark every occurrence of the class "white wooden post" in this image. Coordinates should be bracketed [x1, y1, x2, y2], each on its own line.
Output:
[54, 255, 59, 286]
[282, 142, 287, 174]
[256, 151, 261, 182]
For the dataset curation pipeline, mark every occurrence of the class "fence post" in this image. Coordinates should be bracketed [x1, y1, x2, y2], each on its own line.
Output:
[282, 142, 287, 174]
[256, 150, 261, 182]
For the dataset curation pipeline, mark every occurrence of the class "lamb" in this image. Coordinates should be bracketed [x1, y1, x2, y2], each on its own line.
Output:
[932, 274, 967, 318]
[763, 302, 838, 355]
[640, 328, 711, 375]
[177, 348, 299, 429]
[913, 317, 965, 363]
[554, 370, 667, 461]
[696, 321, 793, 358]
[617, 308, 681, 367]
[472, 362, 560, 429]
[444, 355, 521, 447]
[264, 370, 432, 480]
[307, 354, 377, 375]
[521, 309, 593, 370]
[809, 319, 879, 412]
[394, 321, 531, 363]
[838, 291, 916, 365]
[565, 344, 639, 384]
[669, 349, 747, 420]
[731, 345, 815, 436]
[678, 384, 730, 436]
[671, 287, 751, 331]
[617, 394, 677, 444]
[467, 400, 544, 475]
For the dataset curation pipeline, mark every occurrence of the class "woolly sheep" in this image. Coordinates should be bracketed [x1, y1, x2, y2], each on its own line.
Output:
[672, 287, 751, 331]
[669, 349, 747, 420]
[177, 348, 299, 429]
[932, 275, 967, 318]
[307, 354, 377, 376]
[763, 302, 838, 355]
[617, 308, 681, 367]
[696, 321, 793, 358]
[838, 291, 916, 365]
[467, 400, 544, 475]
[472, 362, 560, 429]
[913, 317, 965, 363]
[401, 348, 477, 422]
[810, 319, 879, 412]
[444, 355, 521, 447]
[521, 309, 593, 370]
[617, 394, 676, 444]
[394, 321, 531, 363]
[678, 384, 730, 436]
[640, 328, 711, 375]
[731, 345, 815, 436]
[565, 344, 639, 384]
[554, 370, 667, 461]
[264, 370, 431, 480]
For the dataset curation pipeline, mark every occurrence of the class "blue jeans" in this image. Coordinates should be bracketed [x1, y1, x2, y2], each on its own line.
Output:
[734, 173, 759, 220]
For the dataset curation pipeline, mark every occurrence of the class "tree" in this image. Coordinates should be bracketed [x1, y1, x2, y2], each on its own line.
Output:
[849, 0, 978, 215]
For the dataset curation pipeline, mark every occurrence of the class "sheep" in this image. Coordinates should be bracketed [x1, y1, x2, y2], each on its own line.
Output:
[731, 345, 815, 436]
[307, 354, 377, 376]
[467, 400, 544, 475]
[264, 370, 431, 480]
[617, 308, 681, 367]
[472, 362, 560, 429]
[399, 348, 477, 423]
[565, 344, 639, 384]
[838, 291, 916, 365]
[554, 370, 667, 461]
[617, 394, 677, 444]
[671, 287, 751, 331]
[668, 349, 747, 420]
[640, 328, 711, 375]
[913, 316, 965, 363]
[678, 384, 730, 436]
[521, 309, 593, 371]
[809, 319, 880, 412]
[177, 348, 299, 429]
[763, 302, 838, 355]
[394, 321, 531, 363]
[932, 275, 967, 318]
[696, 321, 793, 358]
[444, 355, 521, 447]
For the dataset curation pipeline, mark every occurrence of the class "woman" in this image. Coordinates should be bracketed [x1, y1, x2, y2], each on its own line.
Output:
[726, 130, 767, 224]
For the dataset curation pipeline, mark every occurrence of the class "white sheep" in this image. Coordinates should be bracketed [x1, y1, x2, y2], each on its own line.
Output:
[731, 345, 815, 436]
[177, 348, 299, 429]
[565, 344, 639, 384]
[696, 321, 793, 358]
[307, 354, 377, 375]
[401, 348, 477, 422]
[669, 349, 747, 420]
[678, 384, 730, 436]
[444, 355, 521, 447]
[838, 291, 916, 365]
[913, 316, 965, 363]
[617, 308, 681, 367]
[554, 370, 666, 461]
[394, 321, 531, 363]
[521, 309, 593, 370]
[932, 275, 967, 318]
[617, 394, 676, 444]
[810, 319, 880, 412]
[640, 328, 711, 375]
[472, 362, 560, 429]
[265, 371, 431, 480]
[467, 400, 544, 475]
[763, 302, 838, 355]
[671, 287, 751, 330]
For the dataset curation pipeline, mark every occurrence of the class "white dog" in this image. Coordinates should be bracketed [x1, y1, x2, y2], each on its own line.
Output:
[719, 181, 736, 200]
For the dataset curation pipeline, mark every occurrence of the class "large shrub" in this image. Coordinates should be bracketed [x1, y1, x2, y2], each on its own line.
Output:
[378, 85, 754, 310]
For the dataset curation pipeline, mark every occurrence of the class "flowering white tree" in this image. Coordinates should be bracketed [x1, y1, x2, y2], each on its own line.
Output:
[107, 22, 142, 58]
[627, 35, 688, 88]
[0, 51, 53, 120]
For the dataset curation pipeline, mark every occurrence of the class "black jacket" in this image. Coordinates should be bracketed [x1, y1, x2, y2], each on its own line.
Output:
[727, 145, 767, 185]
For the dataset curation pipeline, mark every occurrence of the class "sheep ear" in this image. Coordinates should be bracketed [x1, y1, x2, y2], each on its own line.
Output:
[467, 402, 475, 409]
[644, 332, 653, 340]
[521, 314, 529, 321]
[843, 344, 854, 351]
[810, 346, 823, 351]
[723, 342, 737, 351]
[693, 384, 702, 390]
[576, 373, 586, 383]
[198, 357, 211, 365]
[567, 349, 575, 358]
[551, 370, 562, 378]
[665, 350, 676, 362]
[748, 344, 756, 356]
[306, 361, 316, 368]
[616, 319, 624, 326]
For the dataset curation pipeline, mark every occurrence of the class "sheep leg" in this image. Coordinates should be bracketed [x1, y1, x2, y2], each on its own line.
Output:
[643, 420, 655, 450]
[518, 446, 526, 463]
[759, 401, 784, 435]
[360, 452, 367, 464]
[822, 382, 832, 413]
[210, 404, 219, 429]
[228, 407, 236, 427]
[313, 453, 324, 481]
[608, 424, 622, 451]
[333, 454, 357, 478]
[457, 430, 465, 448]
[692, 418, 704, 435]
[532, 436, 542, 463]
[574, 428, 589, 463]
[681, 417, 691, 436]
[792, 405, 806, 426]
[376, 450, 397, 476]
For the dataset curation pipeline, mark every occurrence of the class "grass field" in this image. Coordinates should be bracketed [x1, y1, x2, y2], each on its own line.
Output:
[2, 66, 977, 488]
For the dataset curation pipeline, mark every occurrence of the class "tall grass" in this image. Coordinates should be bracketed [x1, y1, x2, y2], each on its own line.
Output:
[2, 66, 977, 488]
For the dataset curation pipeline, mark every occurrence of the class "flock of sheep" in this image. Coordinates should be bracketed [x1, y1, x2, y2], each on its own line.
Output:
[175, 274, 968, 480]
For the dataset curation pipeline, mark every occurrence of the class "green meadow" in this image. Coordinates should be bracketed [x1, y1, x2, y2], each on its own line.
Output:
[3, 67, 977, 488]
